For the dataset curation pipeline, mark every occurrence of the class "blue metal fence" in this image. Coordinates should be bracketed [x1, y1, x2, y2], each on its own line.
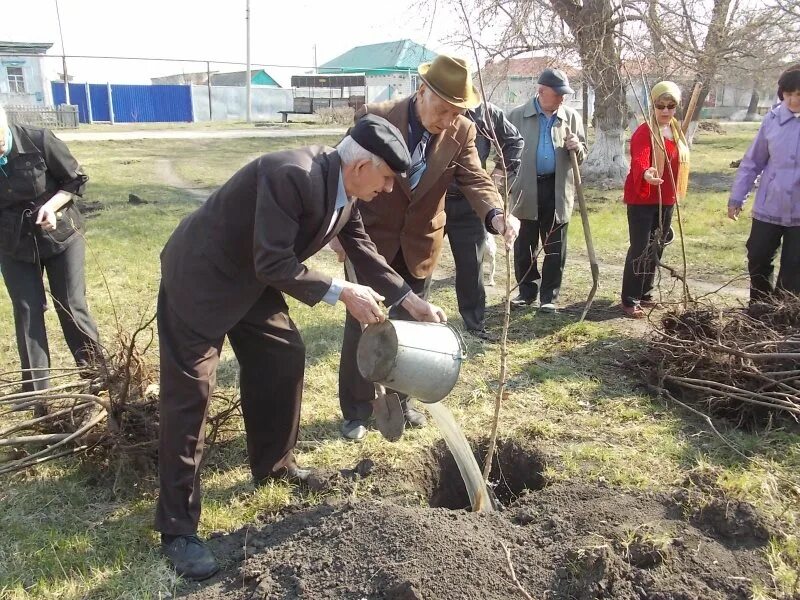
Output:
[51, 83, 90, 122]
[51, 82, 193, 123]
[89, 84, 111, 122]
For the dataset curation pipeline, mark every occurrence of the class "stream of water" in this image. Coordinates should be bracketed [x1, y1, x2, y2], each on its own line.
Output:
[426, 402, 494, 513]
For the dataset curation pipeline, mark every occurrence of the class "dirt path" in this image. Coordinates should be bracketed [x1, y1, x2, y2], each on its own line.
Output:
[568, 255, 750, 300]
[154, 159, 214, 203]
[59, 127, 346, 142]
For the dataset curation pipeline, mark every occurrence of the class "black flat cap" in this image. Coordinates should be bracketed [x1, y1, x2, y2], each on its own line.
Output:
[538, 68, 574, 95]
[348, 114, 411, 173]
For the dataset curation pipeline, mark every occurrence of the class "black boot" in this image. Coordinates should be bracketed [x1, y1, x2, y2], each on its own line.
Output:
[401, 398, 427, 428]
[161, 534, 219, 581]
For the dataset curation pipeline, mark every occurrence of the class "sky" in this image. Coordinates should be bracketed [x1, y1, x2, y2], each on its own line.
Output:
[2, 0, 469, 86]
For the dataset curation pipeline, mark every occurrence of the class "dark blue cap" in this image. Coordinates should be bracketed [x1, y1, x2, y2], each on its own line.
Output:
[349, 114, 411, 173]
[538, 68, 574, 95]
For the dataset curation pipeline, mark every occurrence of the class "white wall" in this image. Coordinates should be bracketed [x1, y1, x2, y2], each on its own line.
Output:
[365, 72, 417, 104]
[0, 55, 48, 106]
[191, 85, 293, 121]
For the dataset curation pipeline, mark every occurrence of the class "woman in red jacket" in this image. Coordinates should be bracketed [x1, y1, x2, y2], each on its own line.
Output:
[621, 81, 690, 318]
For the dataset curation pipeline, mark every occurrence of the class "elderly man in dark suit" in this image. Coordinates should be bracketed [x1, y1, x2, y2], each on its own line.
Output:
[332, 54, 520, 441]
[156, 115, 445, 580]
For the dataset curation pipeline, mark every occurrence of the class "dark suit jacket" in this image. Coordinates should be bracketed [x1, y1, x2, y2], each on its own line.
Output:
[161, 146, 411, 339]
[355, 97, 502, 279]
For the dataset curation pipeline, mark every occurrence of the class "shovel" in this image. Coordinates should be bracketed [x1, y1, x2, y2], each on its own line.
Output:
[344, 258, 405, 441]
[567, 136, 599, 321]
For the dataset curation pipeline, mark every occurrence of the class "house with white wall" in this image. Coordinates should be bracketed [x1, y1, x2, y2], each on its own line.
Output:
[0, 41, 53, 107]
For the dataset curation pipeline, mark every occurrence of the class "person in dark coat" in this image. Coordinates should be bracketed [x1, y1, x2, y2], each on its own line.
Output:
[445, 101, 523, 340]
[156, 115, 446, 580]
[0, 105, 101, 402]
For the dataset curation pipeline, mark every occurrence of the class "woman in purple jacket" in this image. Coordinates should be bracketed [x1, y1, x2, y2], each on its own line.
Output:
[728, 65, 800, 302]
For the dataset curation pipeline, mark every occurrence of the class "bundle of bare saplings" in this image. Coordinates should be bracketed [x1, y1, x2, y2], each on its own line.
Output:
[0, 319, 239, 479]
[643, 295, 800, 426]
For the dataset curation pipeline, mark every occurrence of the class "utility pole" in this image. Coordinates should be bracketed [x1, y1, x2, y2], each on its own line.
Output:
[313, 44, 318, 74]
[245, 0, 252, 123]
[54, 0, 70, 104]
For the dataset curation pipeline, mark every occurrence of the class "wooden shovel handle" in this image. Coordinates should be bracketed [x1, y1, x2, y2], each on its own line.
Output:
[681, 82, 703, 135]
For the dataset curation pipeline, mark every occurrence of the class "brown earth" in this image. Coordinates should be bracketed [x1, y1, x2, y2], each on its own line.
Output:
[177, 441, 769, 600]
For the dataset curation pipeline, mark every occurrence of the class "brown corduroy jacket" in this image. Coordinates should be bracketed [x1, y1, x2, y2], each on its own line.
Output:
[354, 97, 502, 279]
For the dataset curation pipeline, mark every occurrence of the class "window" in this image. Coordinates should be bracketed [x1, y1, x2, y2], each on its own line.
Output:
[7, 67, 25, 94]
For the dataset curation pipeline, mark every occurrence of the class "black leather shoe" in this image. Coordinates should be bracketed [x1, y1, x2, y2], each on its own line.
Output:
[467, 328, 498, 342]
[161, 534, 219, 581]
[401, 399, 427, 428]
[510, 295, 535, 308]
[260, 464, 313, 485]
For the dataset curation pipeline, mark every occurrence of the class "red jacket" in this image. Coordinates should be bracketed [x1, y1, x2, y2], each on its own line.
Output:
[624, 123, 679, 206]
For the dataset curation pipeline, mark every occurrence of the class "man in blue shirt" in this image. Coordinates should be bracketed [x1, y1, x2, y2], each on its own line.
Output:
[508, 68, 587, 312]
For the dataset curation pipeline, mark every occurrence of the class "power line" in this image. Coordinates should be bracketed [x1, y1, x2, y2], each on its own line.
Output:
[0, 52, 413, 74]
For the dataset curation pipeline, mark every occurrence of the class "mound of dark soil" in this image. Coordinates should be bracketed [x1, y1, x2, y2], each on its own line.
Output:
[177, 483, 767, 600]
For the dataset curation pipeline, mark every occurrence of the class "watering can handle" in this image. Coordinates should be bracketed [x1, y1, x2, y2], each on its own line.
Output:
[450, 325, 468, 359]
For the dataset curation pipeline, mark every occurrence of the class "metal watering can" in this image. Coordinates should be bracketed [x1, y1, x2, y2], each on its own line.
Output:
[356, 320, 467, 404]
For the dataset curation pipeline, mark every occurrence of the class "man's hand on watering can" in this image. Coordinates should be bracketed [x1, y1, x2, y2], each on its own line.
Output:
[340, 282, 386, 325]
[401, 293, 447, 323]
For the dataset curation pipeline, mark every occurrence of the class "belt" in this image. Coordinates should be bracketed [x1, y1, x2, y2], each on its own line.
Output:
[537, 173, 555, 180]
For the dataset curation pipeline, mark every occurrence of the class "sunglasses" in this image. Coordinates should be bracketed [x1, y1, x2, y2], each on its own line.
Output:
[654, 103, 677, 110]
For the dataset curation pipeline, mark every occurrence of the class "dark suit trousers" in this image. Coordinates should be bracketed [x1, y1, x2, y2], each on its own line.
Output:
[0, 237, 101, 392]
[620, 204, 674, 307]
[338, 252, 431, 421]
[445, 194, 487, 331]
[746, 218, 800, 302]
[513, 176, 568, 304]
[155, 284, 305, 535]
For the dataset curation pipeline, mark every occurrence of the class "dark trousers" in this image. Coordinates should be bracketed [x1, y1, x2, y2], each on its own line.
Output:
[746, 218, 800, 302]
[155, 285, 305, 535]
[0, 238, 101, 392]
[621, 204, 674, 307]
[338, 252, 431, 421]
[513, 176, 568, 304]
[445, 195, 487, 331]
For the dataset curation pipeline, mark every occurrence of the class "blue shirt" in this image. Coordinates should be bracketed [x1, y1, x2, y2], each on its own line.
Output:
[534, 98, 558, 175]
[321, 169, 350, 304]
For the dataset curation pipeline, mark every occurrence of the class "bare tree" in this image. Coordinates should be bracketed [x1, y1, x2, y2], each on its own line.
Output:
[441, 0, 643, 184]
[644, 0, 797, 131]
[775, 0, 800, 19]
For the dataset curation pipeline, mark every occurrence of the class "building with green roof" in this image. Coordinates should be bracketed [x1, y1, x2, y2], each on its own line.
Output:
[318, 39, 436, 102]
[319, 39, 436, 76]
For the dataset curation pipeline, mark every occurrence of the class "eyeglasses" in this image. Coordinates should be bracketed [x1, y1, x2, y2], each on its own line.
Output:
[654, 103, 677, 110]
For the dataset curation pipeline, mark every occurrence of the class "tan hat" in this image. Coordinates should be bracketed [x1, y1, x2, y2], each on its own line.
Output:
[418, 55, 481, 109]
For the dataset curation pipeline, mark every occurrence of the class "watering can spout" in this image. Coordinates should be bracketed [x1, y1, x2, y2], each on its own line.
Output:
[357, 320, 467, 404]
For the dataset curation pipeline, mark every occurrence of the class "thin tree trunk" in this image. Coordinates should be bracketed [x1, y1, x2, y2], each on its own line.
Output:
[745, 86, 760, 121]
[553, 0, 629, 183]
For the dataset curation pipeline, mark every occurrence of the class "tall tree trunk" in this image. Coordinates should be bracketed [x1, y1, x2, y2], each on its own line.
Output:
[553, 0, 629, 183]
[583, 60, 628, 182]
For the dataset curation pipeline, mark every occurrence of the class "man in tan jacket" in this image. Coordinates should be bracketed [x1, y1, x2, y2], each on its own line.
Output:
[508, 68, 587, 312]
[333, 54, 519, 440]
